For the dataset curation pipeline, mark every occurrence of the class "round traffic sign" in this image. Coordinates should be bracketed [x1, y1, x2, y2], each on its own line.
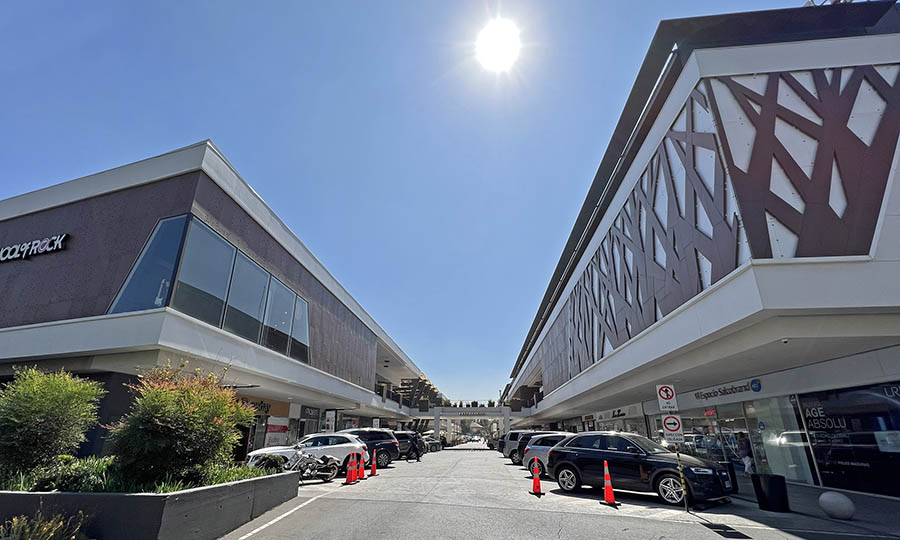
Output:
[658, 385, 675, 401]
[663, 415, 681, 432]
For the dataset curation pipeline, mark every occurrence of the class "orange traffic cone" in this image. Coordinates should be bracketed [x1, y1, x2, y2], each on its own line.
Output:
[603, 460, 617, 507]
[344, 453, 356, 485]
[357, 452, 366, 480]
[530, 457, 543, 497]
[370, 453, 377, 476]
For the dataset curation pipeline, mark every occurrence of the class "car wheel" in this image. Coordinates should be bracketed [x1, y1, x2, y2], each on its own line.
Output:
[556, 466, 581, 492]
[655, 474, 689, 505]
[530, 460, 545, 477]
[377, 450, 391, 468]
[509, 449, 519, 464]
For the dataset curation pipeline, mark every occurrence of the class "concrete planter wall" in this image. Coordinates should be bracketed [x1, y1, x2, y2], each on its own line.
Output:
[0, 471, 299, 540]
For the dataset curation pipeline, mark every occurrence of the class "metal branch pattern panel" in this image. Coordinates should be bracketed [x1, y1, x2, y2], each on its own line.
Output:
[536, 63, 900, 395]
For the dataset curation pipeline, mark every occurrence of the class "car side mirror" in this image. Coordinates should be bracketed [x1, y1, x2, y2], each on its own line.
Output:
[626, 446, 641, 454]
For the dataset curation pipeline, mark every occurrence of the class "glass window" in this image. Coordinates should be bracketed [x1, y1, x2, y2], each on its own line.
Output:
[170, 219, 236, 326]
[110, 215, 188, 314]
[328, 436, 349, 445]
[796, 382, 900, 496]
[223, 253, 270, 343]
[568, 435, 601, 449]
[262, 278, 295, 355]
[289, 295, 310, 363]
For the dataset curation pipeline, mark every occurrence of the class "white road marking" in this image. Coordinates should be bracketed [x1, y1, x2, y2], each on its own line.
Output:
[237, 488, 338, 540]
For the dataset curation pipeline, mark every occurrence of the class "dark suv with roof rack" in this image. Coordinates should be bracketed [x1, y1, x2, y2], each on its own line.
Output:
[340, 428, 401, 468]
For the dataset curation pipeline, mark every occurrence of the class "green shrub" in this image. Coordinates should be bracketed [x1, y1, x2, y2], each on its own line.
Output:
[201, 463, 268, 486]
[109, 364, 255, 485]
[0, 509, 87, 540]
[31, 456, 114, 493]
[0, 367, 106, 475]
[250, 454, 287, 473]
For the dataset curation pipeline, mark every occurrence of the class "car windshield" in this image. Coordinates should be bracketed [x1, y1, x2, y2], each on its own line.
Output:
[628, 435, 670, 454]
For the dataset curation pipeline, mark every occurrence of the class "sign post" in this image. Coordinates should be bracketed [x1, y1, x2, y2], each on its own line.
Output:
[657, 383, 688, 511]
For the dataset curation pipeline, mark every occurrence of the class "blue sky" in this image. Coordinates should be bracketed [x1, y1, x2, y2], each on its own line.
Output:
[0, 1, 789, 400]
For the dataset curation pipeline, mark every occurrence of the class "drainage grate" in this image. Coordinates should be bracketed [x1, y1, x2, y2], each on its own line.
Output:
[700, 523, 751, 539]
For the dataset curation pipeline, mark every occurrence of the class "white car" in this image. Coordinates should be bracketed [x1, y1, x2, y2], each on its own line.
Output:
[522, 433, 572, 477]
[247, 432, 369, 471]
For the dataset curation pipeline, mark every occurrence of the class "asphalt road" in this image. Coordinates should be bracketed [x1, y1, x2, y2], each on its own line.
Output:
[219, 442, 895, 540]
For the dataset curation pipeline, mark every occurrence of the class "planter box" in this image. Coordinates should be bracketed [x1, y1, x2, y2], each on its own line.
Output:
[0, 471, 299, 540]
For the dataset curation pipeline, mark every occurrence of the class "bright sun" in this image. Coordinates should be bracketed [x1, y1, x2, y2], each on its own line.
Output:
[475, 18, 521, 73]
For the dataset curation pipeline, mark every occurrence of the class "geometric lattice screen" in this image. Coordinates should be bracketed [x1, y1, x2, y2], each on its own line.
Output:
[539, 63, 900, 394]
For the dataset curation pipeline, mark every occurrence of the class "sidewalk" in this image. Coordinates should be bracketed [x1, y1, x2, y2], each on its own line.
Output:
[730, 474, 900, 537]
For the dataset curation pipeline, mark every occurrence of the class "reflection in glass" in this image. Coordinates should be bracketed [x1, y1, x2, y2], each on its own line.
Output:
[170, 219, 236, 326]
[262, 278, 295, 355]
[289, 296, 310, 363]
[223, 253, 270, 342]
[110, 215, 188, 314]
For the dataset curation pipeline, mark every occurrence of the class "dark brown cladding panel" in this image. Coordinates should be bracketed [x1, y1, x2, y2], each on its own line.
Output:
[191, 175, 376, 390]
[0, 173, 200, 329]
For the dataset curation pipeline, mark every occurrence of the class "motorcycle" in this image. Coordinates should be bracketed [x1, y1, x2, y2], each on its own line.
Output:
[286, 450, 340, 483]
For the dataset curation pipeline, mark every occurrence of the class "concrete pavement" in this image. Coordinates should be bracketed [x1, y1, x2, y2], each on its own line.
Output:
[219, 442, 898, 540]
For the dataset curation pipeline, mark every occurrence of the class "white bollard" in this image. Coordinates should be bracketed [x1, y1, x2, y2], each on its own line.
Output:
[818, 491, 855, 520]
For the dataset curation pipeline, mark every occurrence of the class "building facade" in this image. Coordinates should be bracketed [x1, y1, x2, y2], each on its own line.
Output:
[502, 2, 900, 498]
[0, 141, 441, 458]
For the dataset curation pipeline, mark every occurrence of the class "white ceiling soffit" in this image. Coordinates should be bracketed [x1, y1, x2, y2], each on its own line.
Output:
[0, 140, 424, 379]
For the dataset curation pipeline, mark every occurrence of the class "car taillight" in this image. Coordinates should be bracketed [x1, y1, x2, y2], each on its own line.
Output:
[392, 440, 399, 445]
[524, 448, 529, 454]
[548, 450, 553, 458]
[362, 445, 367, 451]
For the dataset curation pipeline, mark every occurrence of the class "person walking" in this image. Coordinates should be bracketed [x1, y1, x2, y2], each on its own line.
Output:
[408, 435, 421, 462]
[738, 432, 754, 476]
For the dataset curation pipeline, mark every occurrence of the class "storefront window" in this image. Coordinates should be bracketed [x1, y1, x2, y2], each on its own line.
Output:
[110, 215, 188, 314]
[262, 277, 295, 355]
[798, 381, 900, 497]
[743, 396, 817, 485]
[223, 253, 270, 343]
[289, 295, 310, 363]
[170, 219, 236, 326]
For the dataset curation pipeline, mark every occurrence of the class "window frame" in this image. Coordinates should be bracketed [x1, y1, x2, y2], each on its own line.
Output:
[108, 214, 191, 314]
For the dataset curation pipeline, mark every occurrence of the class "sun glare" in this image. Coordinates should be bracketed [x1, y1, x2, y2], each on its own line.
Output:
[475, 18, 521, 73]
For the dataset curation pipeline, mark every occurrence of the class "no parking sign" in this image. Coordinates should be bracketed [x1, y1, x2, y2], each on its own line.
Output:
[662, 414, 684, 444]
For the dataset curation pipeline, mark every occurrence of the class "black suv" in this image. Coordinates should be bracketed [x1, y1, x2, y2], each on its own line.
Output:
[393, 431, 425, 458]
[340, 428, 400, 467]
[513, 431, 557, 465]
[546, 431, 732, 505]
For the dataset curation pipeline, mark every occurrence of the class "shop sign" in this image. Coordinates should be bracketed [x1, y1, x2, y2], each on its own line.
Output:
[323, 410, 336, 433]
[301, 406, 320, 419]
[372, 419, 380, 428]
[662, 414, 684, 444]
[656, 384, 679, 412]
[693, 379, 762, 402]
[581, 414, 594, 422]
[0, 233, 68, 263]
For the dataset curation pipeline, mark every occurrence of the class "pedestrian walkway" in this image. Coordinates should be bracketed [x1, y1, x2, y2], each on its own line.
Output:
[732, 474, 900, 537]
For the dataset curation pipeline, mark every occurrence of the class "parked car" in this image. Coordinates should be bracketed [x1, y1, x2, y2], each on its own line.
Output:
[497, 434, 507, 453]
[501, 430, 527, 461]
[513, 431, 558, 465]
[393, 430, 426, 458]
[341, 428, 400, 468]
[523, 433, 573, 477]
[247, 432, 368, 472]
[546, 431, 732, 505]
[424, 436, 442, 452]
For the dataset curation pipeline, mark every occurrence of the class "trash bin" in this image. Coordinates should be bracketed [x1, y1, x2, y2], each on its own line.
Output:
[718, 461, 738, 493]
[751, 473, 790, 512]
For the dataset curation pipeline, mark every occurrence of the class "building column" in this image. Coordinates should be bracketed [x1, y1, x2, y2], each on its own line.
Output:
[433, 407, 441, 441]
[503, 407, 511, 433]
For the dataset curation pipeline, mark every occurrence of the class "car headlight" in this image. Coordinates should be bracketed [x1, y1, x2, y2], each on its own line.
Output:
[690, 467, 715, 475]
